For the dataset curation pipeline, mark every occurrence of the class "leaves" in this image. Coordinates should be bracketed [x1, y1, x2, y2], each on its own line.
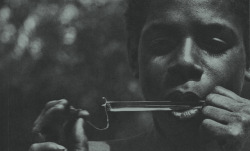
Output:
[1, 1, 145, 151]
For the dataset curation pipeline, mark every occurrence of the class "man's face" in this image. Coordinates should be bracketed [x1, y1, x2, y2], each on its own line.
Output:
[138, 0, 247, 104]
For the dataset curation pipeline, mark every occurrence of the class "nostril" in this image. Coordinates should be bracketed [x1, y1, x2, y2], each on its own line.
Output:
[168, 64, 203, 81]
[191, 65, 203, 80]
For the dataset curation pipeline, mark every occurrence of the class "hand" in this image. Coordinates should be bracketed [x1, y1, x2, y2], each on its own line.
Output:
[29, 99, 89, 151]
[200, 86, 250, 151]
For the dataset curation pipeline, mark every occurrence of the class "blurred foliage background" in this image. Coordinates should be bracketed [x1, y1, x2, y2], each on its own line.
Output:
[0, 0, 249, 151]
[1, 0, 152, 151]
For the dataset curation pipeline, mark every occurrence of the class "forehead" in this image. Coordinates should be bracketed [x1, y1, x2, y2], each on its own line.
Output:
[148, 0, 231, 15]
[143, 0, 242, 36]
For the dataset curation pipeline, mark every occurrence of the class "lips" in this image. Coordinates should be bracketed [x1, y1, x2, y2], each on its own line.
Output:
[165, 91, 201, 103]
[165, 91, 203, 120]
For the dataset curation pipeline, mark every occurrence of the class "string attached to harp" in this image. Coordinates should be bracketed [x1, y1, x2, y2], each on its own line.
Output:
[75, 97, 205, 130]
[70, 97, 110, 130]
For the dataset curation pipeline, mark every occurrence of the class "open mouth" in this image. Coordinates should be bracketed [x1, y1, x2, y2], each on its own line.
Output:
[165, 91, 203, 120]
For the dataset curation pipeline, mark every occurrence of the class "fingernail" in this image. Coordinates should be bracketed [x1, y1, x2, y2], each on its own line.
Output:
[78, 110, 90, 117]
[59, 99, 67, 103]
[57, 145, 66, 150]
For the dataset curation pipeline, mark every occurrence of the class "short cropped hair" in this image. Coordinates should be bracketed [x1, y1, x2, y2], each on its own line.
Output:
[125, 0, 249, 67]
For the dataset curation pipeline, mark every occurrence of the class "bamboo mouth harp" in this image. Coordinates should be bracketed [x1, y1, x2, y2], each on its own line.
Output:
[70, 98, 206, 130]
[102, 97, 205, 112]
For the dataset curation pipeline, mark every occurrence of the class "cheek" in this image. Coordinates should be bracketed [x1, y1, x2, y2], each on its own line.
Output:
[139, 56, 168, 100]
[204, 49, 246, 93]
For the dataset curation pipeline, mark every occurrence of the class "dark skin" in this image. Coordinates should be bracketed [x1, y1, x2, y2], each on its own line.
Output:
[30, 0, 250, 151]
[137, 0, 250, 150]
[30, 99, 89, 151]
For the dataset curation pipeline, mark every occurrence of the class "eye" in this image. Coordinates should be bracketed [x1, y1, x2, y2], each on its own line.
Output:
[149, 37, 178, 56]
[195, 25, 237, 56]
[197, 36, 231, 56]
[212, 38, 227, 45]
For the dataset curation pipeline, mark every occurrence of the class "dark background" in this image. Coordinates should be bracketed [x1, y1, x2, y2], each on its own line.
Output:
[1, 0, 249, 151]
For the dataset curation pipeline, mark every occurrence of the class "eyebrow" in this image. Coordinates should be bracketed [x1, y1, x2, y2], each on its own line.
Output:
[194, 22, 237, 34]
[141, 23, 183, 39]
[142, 21, 239, 40]
[142, 22, 180, 34]
[194, 22, 239, 43]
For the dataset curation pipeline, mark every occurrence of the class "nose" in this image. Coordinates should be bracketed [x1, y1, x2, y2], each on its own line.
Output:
[168, 37, 203, 81]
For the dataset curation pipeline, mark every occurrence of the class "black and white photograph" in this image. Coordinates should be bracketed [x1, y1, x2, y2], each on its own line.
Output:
[2, 0, 250, 151]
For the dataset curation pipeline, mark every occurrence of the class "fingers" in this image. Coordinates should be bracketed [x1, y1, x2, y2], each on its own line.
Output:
[29, 142, 67, 151]
[206, 93, 242, 112]
[68, 106, 90, 119]
[202, 106, 234, 124]
[77, 110, 90, 118]
[201, 86, 250, 150]
[44, 100, 67, 113]
[65, 117, 88, 151]
[200, 119, 229, 139]
[213, 86, 250, 105]
[212, 86, 241, 102]
[203, 86, 248, 128]
[33, 99, 68, 132]
[200, 119, 234, 150]
[200, 119, 245, 151]
[33, 99, 69, 142]
[31, 99, 90, 151]
[72, 118, 88, 151]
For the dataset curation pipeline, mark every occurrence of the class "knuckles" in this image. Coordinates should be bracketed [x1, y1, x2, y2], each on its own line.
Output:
[227, 125, 245, 140]
[49, 104, 66, 113]
[206, 94, 217, 103]
[45, 99, 68, 110]
[45, 100, 58, 109]
[31, 99, 90, 151]
[233, 113, 249, 124]
[201, 106, 212, 116]
[29, 143, 65, 151]
[228, 113, 250, 140]
[200, 119, 208, 127]
[200, 119, 212, 130]
[32, 99, 69, 134]
[29, 143, 40, 151]
[44, 100, 69, 116]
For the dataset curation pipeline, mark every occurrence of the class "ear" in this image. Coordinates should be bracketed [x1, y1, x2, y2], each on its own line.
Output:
[127, 33, 140, 78]
[245, 67, 250, 81]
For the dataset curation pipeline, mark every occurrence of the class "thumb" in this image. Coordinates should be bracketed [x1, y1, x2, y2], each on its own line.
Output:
[29, 142, 67, 151]
[67, 118, 88, 151]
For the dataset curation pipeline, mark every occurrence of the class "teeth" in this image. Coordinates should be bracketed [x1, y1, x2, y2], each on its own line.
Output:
[171, 108, 200, 120]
